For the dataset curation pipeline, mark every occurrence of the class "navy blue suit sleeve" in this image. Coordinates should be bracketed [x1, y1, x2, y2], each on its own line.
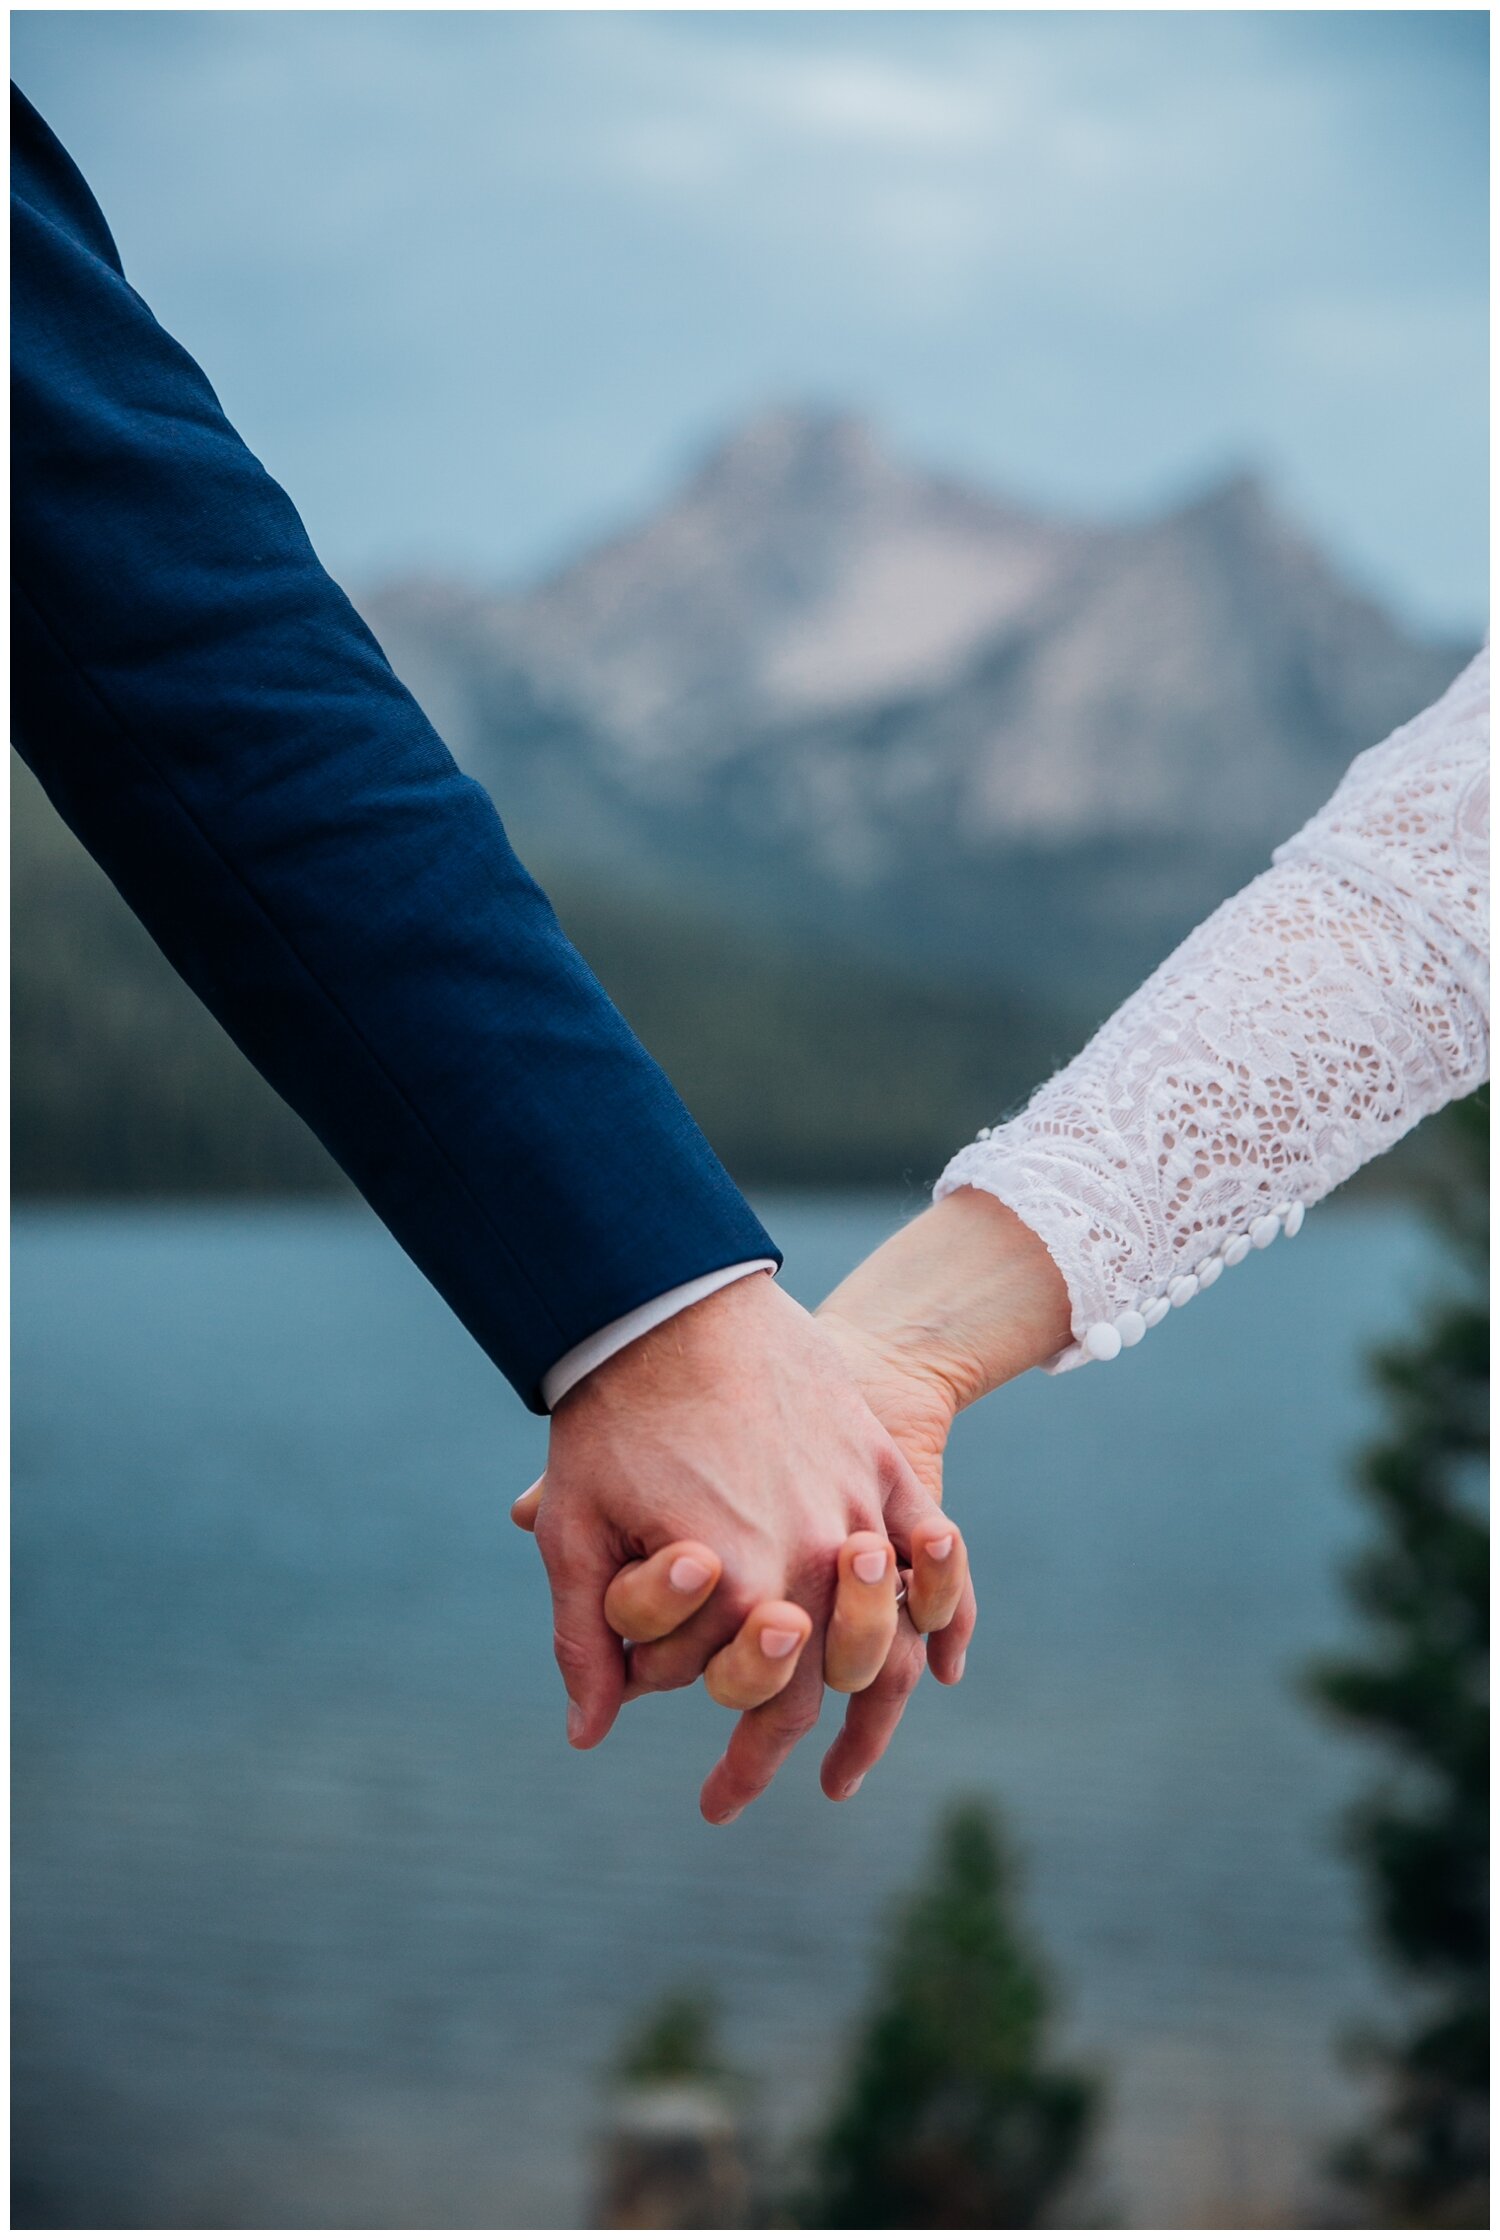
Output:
[10, 86, 779, 1410]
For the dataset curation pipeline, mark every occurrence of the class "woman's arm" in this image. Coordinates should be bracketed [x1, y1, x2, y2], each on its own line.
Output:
[823, 646, 1489, 1406]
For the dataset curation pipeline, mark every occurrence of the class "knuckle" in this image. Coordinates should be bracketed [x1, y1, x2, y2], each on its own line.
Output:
[775, 1703, 820, 1745]
[551, 1620, 600, 1676]
[885, 1646, 927, 1702]
[533, 1496, 570, 1552]
[748, 1696, 812, 1752]
[536, 1515, 585, 1581]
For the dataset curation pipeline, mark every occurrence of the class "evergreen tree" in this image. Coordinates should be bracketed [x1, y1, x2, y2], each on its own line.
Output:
[1309, 1092, 1488, 2224]
[599, 1991, 755, 2228]
[802, 1800, 1099, 2228]
[611, 1989, 740, 2093]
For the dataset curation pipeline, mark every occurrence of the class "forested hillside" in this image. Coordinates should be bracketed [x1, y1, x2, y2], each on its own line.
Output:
[13, 757, 1071, 1196]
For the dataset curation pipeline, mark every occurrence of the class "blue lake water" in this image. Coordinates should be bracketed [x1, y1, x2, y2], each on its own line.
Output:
[12, 1194, 1442, 2226]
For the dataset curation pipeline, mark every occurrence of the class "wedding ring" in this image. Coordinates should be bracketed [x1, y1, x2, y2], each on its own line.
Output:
[893, 1579, 908, 1608]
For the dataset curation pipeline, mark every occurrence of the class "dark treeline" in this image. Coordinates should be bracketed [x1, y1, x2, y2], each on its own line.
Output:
[12, 757, 1082, 1199]
[11, 757, 1447, 1203]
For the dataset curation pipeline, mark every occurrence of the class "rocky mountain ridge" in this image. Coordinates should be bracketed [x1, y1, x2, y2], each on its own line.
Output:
[360, 406, 1469, 1006]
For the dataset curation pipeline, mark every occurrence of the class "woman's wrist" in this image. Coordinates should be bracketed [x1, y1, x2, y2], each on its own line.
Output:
[818, 1188, 1074, 1417]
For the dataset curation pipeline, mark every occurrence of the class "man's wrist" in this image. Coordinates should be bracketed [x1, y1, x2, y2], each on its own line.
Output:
[541, 1260, 778, 1411]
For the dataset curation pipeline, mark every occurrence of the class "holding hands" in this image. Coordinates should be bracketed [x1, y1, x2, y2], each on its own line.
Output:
[513, 1194, 1074, 1822]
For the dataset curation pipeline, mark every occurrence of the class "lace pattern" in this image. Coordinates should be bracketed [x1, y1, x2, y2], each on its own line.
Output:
[937, 648, 1490, 1370]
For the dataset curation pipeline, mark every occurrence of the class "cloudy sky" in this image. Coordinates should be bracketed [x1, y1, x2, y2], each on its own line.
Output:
[14, 10, 1487, 631]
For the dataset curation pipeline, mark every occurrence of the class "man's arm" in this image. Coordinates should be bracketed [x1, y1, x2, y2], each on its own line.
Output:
[12, 87, 962, 1810]
[10, 85, 776, 1409]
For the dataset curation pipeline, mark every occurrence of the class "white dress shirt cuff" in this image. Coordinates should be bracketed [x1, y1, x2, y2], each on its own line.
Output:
[540, 1260, 778, 1411]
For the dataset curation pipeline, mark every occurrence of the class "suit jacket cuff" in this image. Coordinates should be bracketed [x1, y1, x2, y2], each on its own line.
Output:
[540, 1260, 778, 1411]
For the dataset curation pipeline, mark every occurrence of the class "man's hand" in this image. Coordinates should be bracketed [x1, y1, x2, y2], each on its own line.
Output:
[529, 1270, 950, 1815]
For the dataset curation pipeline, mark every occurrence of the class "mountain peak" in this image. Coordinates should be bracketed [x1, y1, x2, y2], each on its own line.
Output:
[1142, 466, 1331, 592]
[456, 406, 1096, 753]
[686, 404, 898, 507]
[1171, 465, 1280, 534]
[362, 404, 1459, 912]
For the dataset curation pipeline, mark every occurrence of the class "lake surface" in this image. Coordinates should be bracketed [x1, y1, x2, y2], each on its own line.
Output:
[12, 1195, 1443, 2227]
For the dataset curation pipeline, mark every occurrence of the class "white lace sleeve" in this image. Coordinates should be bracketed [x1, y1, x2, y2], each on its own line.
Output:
[937, 647, 1489, 1370]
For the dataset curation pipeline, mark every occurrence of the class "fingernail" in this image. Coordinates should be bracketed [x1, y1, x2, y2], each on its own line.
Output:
[927, 1534, 955, 1562]
[669, 1556, 713, 1594]
[566, 1699, 587, 1744]
[953, 1651, 967, 1682]
[760, 1627, 802, 1659]
[852, 1549, 888, 1585]
[841, 1775, 864, 1799]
